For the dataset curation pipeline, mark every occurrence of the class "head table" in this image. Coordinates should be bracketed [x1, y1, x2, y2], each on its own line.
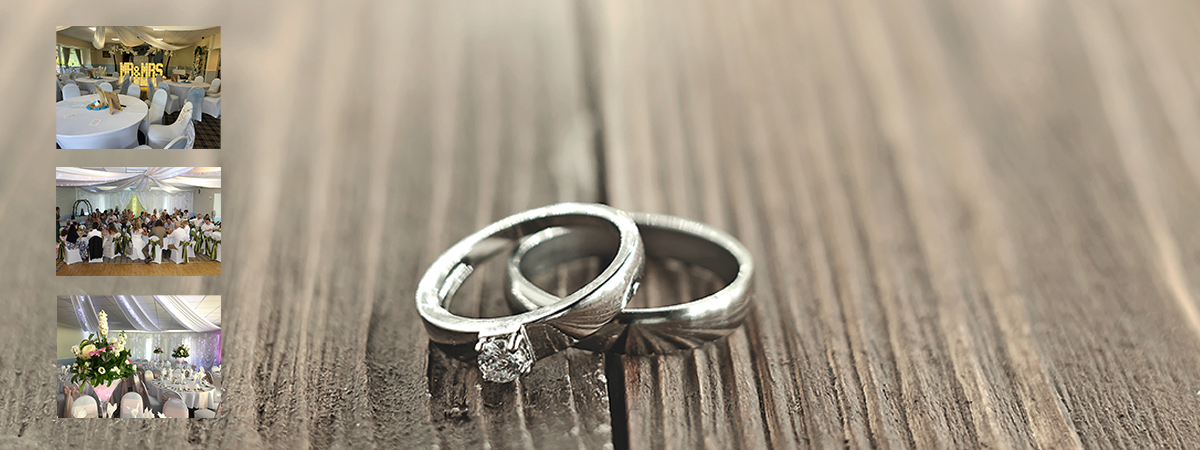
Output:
[55, 94, 149, 149]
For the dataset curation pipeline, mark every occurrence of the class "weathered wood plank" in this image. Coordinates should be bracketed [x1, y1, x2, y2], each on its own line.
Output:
[591, 0, 1200, 448]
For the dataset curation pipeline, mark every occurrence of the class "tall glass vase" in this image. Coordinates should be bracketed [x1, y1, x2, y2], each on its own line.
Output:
[91, 379, 119, 417]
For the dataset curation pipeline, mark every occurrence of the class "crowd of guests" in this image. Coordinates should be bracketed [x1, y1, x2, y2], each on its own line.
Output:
[58, 207, 219, 264]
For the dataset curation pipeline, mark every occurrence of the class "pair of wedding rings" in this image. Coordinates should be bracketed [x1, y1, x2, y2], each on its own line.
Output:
[416, 203, 753, 383]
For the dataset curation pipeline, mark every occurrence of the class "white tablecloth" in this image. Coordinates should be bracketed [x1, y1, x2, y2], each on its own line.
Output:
[75, 77, 120, 93]
[163, 80, 211, 104]
[146, 379, 214, 409]
[56, 94, 149, 149]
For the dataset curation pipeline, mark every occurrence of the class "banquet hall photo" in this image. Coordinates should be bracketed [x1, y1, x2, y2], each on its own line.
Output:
[56, 167, 221, 276]
[55, 26, 221, 149]
[56, 295, 222, 419]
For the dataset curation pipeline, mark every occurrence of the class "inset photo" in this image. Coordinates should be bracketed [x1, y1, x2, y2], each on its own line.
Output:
[56, 26, 221, 149]
[56, 295, 222, 419]
[56, 167, 221, 276]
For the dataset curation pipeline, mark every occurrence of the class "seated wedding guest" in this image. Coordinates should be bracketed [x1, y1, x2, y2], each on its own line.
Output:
[65, 222, 80, 244]
[167, 221, 189, 264]
[201, 218, 216, 232]
[130, 223, 146, 260]
[145, 220, 168, 264]
[86, 223, 102, 239]
[55, 206, 60, 234]
[103, 223, 118, 259]
[87, 223, 103, 261]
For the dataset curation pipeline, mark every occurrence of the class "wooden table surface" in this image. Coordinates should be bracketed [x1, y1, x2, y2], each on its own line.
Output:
[4, 0, 1200, 448]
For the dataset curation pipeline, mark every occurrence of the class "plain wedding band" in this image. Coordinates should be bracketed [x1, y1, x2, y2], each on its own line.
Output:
[416, 202, 644, 383]
[506, 212, 754, 355]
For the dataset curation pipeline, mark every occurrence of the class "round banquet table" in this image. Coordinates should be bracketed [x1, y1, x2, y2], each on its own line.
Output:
[74, 77, 120, 93]
[56, 94, 149, 149]
[146, 379, 215, 409]
[162, 80, 211, 111]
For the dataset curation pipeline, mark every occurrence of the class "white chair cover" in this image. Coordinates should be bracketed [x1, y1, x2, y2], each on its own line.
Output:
[120, 392, 143, 418]
[194, 408, 216, 418]
[207, 78, 220, 96]
[62, 83, 81, 99]
[194, 76, 204, 84]
[164, 135, 189, 149]
[147, 102, 193, 149]
[149, 235, 162, 264]
[141, 88, 168, 137]
[202, 94, 221, 119]
[187, 87, 205, 122]
[163, 398, 188, 418]
[63, 237, 83, 265]
[126, 82, 140, 98]
[120, 78, 132, 97]
[98, 82, 112, 92]
[71, 396, 98, 418]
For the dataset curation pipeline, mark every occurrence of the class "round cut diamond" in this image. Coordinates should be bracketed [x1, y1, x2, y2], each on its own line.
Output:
[475, 329, 534, 383]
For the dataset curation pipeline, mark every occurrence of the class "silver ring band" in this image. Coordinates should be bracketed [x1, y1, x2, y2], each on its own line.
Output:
[507, 212, 753, 355]
[417, 203, 644, 382]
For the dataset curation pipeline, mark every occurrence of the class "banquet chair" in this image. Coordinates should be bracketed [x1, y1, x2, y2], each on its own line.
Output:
[62, 83, 81, 100]
[62, 237, 83, 265]
[56, 80, 63, 102]
[120, 392, 143, 418]
[148, 102, 193, 149]
[119, 78, 131, 96]
[187, 86, 205, 122]
[97, 82, 112, 93]
[148, 236, 162, 264]
[88, 236, 103, 262]
[57, 387, 66, 417]
[195, 408, 216, 418]
[134, 135, 188, 150]
[202, 78, 221, 118]
[194, 76, 204, 84]
[163, 398, 188, 418]
[140, 88, 168, 139]
[126, 82, 140, 98]
[71, 396, 98, 418]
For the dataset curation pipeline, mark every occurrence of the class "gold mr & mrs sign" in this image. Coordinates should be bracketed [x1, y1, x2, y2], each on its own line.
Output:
[119, 62, 164, 86]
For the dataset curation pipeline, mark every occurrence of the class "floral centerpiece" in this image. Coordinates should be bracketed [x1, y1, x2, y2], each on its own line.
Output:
[172, 344, 189, 360]
[69, 311, 135, 409]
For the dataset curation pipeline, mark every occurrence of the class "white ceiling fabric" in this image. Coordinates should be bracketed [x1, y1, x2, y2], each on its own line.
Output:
[92, 26, 199, 51]
[154, 296, 220, 332]
[56, 167, 221, 192]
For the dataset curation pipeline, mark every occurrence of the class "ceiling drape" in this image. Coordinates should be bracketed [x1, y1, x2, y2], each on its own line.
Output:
[56, 167, 221, 193]
[154, 296, 220, 332]
[92, 26, 201, 51]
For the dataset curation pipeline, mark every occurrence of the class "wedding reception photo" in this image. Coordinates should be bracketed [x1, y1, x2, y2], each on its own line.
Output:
[55, 26, 221, 149]
[56, 167, 221, 276]
[55, 295, 222, 419]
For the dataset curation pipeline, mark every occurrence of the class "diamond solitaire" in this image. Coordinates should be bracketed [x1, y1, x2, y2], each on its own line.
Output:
[475, 328, 535, 383]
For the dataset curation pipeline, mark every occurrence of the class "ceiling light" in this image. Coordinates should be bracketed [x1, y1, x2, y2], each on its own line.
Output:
[111, 38, 118, 41]
[88, 27, 95, 30]
[157, 38, 163, 41]
[152, 28, 163, 31]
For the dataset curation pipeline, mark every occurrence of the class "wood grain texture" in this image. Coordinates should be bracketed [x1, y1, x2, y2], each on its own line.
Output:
[591, 0, 1200, 448]
[2, 0, 1200, 448]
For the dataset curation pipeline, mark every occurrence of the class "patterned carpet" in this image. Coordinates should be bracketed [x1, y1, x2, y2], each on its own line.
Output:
[163, 111, 221, 149]
[57, 248, 219, 273]
[54, 113, 221, 149]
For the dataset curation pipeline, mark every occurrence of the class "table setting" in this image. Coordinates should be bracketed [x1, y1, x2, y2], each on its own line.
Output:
[56, 93, 149, 149]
